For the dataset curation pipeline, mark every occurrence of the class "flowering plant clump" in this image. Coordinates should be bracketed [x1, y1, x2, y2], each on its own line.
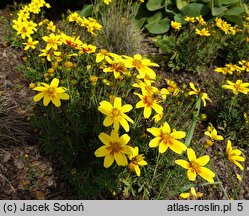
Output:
[6, 0, 248, 200]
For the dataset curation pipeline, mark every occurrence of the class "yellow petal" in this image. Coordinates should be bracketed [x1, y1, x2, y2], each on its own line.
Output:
[114, 97, 122, 109]
[103, 116, 113, 127]
[147, 127, 161, 137]
[33, 86, 47, 92]
[58, 92, 70, 100]
[170, 139, 187, 154]
[121, 104, 133, 113]
[187, 168, 197, 181]
[114, 152, 128, 166]
[159, 142, 168, 153]
[52, 97, 61, 107]
[119, 117, 130, 132]
[196, 155, 210, 166]
[187, 148, 197, 162]
[98, 132, 111, 146]
[118, 134, 130, 146]
[94, 146, 109, 157]
[123, 113, 134, 124]
[234, 161, 244, 170]
[180, 192, 190, 199]
[33, 93, 45, 102]
[104, 154, 114, 168]
[134, 165, 141, 176]
[171, 131, 186, 139]
[144, 106, 152, 118]
[50, 78, 59, 87]
[149, 137, 161, 148]
[135, 100, 145, 109]
[198, 167, 215, 183]
[175, 159, 190, 169]
[138, 160, 147, 166]
[43, 95, 51, 106]
[98, 101, 113, 115]
[162, 122, 171, 134]
[152, 103, 163, 114]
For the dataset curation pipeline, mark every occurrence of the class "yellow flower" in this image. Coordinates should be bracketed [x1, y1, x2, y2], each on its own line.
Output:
[238, 60, 249, 72]
[47, 21, 56, 32]
[236, 174, 242, 181]
[23, 37, 39, 50]
[94, 130, 133, 168]
[132, 79, 159, 95]
[214, 67, 233, 75]
[180, 187, 203, 199]
[152, 112, 164, 124]
[165, 79, 181, 96]
[89, 76, 98, 85]
[39, 49, 61, 62]
[96, 49, 119, 63]
[78, 43, 96, 54]
[98, 97, 134, 132]
[124, 54, 159, 80]
[175, 148, 215, 183]
[204, 123, 224, 142]
[222, 80, 249, 95]
[171, 21, 182, 31]
[42, 33, 62, 50]
[189, 82, 211, 107]
[184, 16, 196, 23]
[103, 0, 112, 5]
[196, 15, 206, 25]
[128, 147, 147, 176]
[195, 28, 211, 36]
[13, 19, 37, 39]
[147, 122, 186, 154]
[244, 112, 249, 124]
[68, 12, 81, 23]
[215, 17, 236, 35]
[33, 78, 70, 107]
[64, 61, 74, 69]
[135, 91, 163, 119]
[103, 58, 128, 79]
[226, 140, 245, 170]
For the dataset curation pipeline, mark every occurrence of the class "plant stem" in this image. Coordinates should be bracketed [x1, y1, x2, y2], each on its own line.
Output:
[151, 152, 160, 183]
[185, 96, 201, 147]
[156, 170, 172, 199]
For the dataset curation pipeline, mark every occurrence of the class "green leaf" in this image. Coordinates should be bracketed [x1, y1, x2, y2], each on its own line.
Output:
[223, 15, 243, 25]
[78, 4, 93, 17]
[133, 17, 147, 29]
[219, 0, 240, 5]
[180, 3, 210, 17]
[147, 12, 163, 23]
[176, 0, 189, 10]
[147, 0, 166, 11]
[224, 7, 244, 15]
[145, 18, 170, 34]
[174, 13, 186, 23]
[212, 6, 227, 16]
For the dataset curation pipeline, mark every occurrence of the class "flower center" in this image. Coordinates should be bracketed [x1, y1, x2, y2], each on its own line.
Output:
[143, 95, 154, 107]
[133, 59, 142, 69]
[161, 133, 172, 144]
[190, 161, 199, 172]
[108, 141, 123, 154]
[112, 108, 121, 117]
[112, 62, 126, 72]
[45, 87, 56, 97]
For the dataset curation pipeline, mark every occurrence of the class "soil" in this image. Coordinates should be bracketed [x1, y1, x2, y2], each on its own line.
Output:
[0, 6, 248, 200]
[0, 8, 77, 200]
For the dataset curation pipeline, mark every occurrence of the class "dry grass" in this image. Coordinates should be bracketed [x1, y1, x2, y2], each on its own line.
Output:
[0, 92, 29, 146]
[95, 0, 144, 55]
